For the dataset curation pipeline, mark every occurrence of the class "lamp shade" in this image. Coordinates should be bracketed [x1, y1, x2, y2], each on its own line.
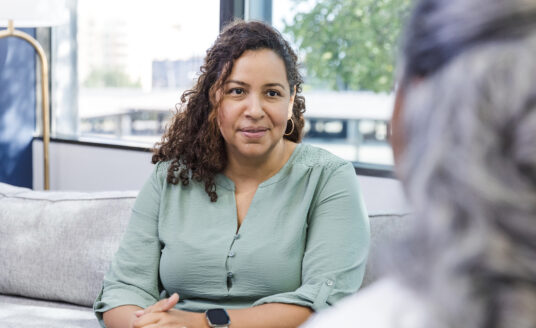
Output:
[0, 0, 68, 27]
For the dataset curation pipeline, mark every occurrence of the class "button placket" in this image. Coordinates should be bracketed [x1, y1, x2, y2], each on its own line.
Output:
[225, 233, 240, 292]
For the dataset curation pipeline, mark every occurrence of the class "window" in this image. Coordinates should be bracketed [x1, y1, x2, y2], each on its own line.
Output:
[50, 0, 408, 167]
[272, 0, 410, 165]
[51, 0, 219, 146]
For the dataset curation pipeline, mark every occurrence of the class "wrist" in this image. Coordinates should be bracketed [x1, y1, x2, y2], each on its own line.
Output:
[198, 312, 211, 328]
[204, 308, 231, 327]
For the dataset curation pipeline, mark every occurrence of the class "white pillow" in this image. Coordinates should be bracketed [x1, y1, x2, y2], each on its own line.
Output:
[0, 183, 137, 307]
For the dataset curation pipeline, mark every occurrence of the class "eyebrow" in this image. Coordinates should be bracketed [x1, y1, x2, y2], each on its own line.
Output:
[225, 80, 287, 90]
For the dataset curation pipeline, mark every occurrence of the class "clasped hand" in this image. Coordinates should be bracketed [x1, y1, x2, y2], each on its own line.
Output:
[132, 293, 205, 328]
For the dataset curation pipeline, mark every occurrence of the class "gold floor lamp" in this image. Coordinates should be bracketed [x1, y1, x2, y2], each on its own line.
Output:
[0, 0, 68, 190]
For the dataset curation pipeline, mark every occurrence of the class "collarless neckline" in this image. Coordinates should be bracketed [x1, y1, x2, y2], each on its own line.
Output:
[215, 143, 304, 191]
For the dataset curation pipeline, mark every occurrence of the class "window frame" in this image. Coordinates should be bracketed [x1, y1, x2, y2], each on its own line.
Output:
[41, 0, 394, 178]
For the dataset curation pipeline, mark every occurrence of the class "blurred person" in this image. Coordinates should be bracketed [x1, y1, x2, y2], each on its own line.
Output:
[302, 0, 536, 327]
[93, 20, 370, 328]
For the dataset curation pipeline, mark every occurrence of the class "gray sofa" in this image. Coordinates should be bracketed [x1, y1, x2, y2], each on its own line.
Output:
[0, 182, 411, 328]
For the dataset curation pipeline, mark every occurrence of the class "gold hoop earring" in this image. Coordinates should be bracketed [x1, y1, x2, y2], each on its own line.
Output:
[284, 118, 295, 136]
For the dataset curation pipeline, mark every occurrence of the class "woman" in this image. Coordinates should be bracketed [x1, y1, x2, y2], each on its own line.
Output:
[94, 21, 370, 328]
[302, 0, 536, 327]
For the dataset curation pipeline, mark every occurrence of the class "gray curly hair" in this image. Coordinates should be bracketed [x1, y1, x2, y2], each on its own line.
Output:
[394, 0, 536, 327]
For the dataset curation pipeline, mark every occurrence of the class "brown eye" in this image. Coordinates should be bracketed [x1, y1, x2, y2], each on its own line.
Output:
[267, 90, 281, 97]
[228, 88, 244, 95]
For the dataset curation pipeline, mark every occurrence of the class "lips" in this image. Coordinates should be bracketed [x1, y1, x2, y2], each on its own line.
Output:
[239, 127, 268, 138]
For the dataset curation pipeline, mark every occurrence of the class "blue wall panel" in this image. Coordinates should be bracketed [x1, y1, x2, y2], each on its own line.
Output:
[0, 28, 36, 188]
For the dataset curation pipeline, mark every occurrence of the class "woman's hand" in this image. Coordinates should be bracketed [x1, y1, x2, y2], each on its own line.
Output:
[132, 293, 207, 328]
[133, 308, 206, 328]
[134, 293, 179, 318]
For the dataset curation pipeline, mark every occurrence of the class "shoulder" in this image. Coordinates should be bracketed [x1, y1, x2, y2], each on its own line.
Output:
[302, 278, 431, 328]
[291, 143, 353, 173]
[285, 144, 358, 196]
[151, 160, 184, 185]
[153, 160, 172, 178]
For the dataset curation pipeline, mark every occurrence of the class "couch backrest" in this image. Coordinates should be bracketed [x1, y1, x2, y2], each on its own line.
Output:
[362, 213, 412, 287]
[0, 183, 136, 307]
[0, 182, 411, 307]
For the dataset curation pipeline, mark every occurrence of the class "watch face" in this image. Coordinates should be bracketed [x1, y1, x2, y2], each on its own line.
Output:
[206, 308, 230, 325]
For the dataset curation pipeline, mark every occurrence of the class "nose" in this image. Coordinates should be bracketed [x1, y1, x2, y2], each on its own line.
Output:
[244, 93, 265, 120]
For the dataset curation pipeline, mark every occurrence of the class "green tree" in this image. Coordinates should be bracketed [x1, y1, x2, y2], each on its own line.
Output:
[284, 0, 411, 92]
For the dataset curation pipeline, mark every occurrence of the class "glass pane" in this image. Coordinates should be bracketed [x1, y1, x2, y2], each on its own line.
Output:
[76, 0, 219, 145]
[273, 0, 411, 165]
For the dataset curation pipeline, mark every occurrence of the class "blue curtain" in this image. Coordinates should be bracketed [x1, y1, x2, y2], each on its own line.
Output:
[0, 28, 36, 188]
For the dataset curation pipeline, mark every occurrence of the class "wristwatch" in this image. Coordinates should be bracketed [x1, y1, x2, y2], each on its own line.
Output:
[205, 308, 231, 327]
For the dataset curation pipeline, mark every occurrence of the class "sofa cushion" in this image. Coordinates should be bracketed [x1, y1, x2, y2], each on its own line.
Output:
[0, 183, 137, 307]
[0, 294, 98, 328]
[362, 213, 412, 287]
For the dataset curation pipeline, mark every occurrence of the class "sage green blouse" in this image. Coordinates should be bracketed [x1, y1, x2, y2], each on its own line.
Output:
[93, 143, 370, 326]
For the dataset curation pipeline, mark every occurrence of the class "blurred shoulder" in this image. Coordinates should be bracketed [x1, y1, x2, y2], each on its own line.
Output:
[301, 278, 431, 328]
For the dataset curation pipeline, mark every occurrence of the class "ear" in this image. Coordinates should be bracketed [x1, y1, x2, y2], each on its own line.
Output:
[391, 81, 407, 166]
[287, 85, 296, 120]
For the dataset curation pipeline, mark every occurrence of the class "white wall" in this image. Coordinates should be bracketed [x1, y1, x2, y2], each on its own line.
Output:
[33, 140, 153, 192]
[33, 140, 410, 215]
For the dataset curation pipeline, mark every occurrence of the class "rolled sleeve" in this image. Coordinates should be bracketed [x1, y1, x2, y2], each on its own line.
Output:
[252, 278, 336, 311]
[253, 162, 370, 311]
[93, 162, 167, 326]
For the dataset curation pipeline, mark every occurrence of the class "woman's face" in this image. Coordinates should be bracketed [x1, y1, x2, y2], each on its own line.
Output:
[217, 49, 295, 162]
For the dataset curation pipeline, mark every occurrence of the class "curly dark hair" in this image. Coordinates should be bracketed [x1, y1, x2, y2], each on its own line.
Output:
[151, 20, 306, 202]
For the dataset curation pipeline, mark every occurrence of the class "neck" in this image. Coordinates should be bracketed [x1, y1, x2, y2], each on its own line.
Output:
[225, 140, 295, 185]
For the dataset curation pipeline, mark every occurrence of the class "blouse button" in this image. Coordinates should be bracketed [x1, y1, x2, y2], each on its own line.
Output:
[227, 272, 234, 278]
[326, 280, 334, 286]
[234, 234, 240, 240]
[228, 251, 236, 257]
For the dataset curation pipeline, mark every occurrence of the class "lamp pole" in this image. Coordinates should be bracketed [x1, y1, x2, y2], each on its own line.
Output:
[0, 19, 50, 190]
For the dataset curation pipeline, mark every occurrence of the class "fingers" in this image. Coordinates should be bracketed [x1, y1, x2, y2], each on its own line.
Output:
[140, 325, 186, 328]
[132, 308, 183, 328]
[135, 293, 180, 318]
[133, 308, 190, 328]
[163, 292, 179, 311]
[132, 312, 161, 328]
